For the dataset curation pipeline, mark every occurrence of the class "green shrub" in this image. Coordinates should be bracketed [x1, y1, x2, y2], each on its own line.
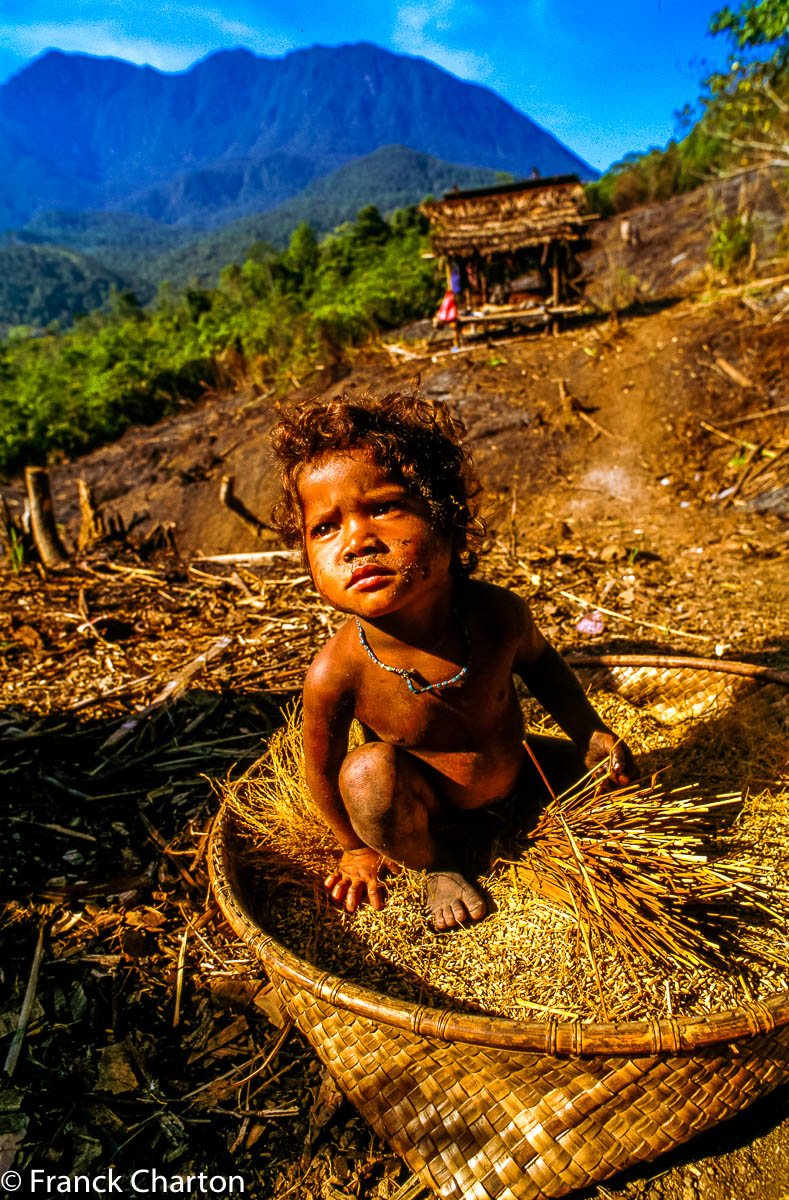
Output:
[708, 214, 755, 275]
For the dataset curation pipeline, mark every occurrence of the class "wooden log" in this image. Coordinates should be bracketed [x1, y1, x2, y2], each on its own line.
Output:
[24, 466, 68, 567]
[77, 478, 105, 550]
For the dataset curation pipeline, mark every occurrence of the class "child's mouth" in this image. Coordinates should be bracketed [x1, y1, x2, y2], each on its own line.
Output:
[348, 564, 395, 591]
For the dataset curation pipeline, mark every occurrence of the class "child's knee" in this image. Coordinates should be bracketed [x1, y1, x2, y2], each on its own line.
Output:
[339, 742, 398, 824]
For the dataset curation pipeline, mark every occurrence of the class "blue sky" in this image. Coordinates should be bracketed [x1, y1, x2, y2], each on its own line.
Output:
[0, 0, 732, 171]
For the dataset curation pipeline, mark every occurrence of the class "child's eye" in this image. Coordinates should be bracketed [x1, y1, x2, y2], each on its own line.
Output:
[310, 521, 336, 538]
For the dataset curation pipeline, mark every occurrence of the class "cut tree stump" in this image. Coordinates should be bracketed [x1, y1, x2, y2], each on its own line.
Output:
[24, 467, 68, 567]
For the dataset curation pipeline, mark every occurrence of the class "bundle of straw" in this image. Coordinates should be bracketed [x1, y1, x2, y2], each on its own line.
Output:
[513, 746, 777, 979]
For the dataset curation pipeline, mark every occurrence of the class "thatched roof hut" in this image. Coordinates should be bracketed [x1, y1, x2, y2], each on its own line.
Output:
[421, 174, 591, 257]
[421, 174, 595, 316]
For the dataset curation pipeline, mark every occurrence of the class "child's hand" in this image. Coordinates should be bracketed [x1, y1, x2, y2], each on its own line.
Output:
[584, 729, 637, 788]
[324, 848, 399, 913]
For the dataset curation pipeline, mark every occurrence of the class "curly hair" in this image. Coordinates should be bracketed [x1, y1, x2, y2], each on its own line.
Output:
[270, 386, 484, 575]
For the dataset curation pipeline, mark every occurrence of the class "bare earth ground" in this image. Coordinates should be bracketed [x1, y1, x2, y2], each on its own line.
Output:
[1, 174, 789, 1200]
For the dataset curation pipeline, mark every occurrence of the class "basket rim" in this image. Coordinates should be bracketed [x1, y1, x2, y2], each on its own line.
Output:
[209, 653, 789, 1057]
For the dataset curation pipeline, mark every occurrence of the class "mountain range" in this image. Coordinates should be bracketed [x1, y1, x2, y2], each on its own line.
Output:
[0, 43, 595, 233]
[0, 42, 596, 328]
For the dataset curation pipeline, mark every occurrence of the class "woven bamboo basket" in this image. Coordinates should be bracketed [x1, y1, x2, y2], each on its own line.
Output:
[209, 655, 789, 1200]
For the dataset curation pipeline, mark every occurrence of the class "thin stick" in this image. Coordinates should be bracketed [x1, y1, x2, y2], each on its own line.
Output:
[557, 590, 713, 642]
[100, 635, 232, 750]
[522, 739, 557, 802]
[558, 815, 604, 918]
[173, 925, 189, 1028]
[5, 922, 46, 1077]
[574, 408, 619, 441]
[718, 403, 789, 426]
[699, 420, 779, 455]
[10, 818, 97, 843]
[193, 551, 300, 565]
[65, 675, 154, 713]
[181, 1020, 293, 1102]
[560, 874, 609, 1021]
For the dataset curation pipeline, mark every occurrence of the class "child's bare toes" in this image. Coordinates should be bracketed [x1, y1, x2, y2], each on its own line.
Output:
[426, 871, 486, 931]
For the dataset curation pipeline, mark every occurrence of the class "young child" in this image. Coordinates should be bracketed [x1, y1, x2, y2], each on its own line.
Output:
[271, 389, 635, 931]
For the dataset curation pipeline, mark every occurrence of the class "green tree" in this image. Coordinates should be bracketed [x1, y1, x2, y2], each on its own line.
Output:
[284, 222, 319, 286]
[702, 0, 789, 165]
[710, 0, 789, 49]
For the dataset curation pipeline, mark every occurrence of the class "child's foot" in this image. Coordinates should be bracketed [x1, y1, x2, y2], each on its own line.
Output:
[426, 870, 487, 930]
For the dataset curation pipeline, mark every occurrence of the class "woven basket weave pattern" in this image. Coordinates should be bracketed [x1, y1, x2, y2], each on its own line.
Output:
[273, 974, 789, 1199]
[210, 658, 789, 1199]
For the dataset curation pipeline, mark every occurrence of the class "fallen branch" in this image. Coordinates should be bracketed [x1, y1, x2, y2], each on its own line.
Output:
[699, 420, 779, 456]
[65, 674, 155, 714]
[714, 357, 755, 388]
[4, 923, 46, 1078]
[100, 635, 233, 750]
[381, 342, 425, 360]
[708, 271, 789, 300]
[573, 406, 618, 441]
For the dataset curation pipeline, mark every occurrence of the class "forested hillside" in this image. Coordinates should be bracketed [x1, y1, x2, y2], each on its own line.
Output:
[0, 242, 138, 329]
[0, 205, 438, 472]
[137, 146, 509, 291]
[0, 147, 507, 327]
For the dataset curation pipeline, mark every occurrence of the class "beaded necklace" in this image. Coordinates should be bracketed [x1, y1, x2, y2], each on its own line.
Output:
[355, 617, 469, 694]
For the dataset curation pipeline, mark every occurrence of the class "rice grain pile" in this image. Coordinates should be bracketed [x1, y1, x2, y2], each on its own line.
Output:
[224, 676, 789, 1023]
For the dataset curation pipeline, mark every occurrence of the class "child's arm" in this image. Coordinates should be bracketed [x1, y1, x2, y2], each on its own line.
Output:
[302, 654, 390, 911]
[512, 599, 636, 785]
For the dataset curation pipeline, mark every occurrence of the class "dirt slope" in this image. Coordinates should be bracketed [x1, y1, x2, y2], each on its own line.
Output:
[13, 282, 787, 569]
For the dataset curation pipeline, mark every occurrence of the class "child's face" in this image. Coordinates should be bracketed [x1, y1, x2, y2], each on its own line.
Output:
[299, 449, 454, 621]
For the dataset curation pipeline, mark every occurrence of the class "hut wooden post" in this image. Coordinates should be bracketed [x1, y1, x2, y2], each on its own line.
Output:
[550, 241, 561, 307]
[24, 466, 68, 567]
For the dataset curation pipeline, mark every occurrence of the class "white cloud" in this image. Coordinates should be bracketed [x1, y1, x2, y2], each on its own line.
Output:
[392, 1, 491, 83]
[8, 22, 202, 71]
[3, 9, 296, 75]
[176, 7, 295, 55]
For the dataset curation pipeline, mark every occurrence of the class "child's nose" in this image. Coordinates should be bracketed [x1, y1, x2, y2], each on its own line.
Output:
[342, 518, 381, 560]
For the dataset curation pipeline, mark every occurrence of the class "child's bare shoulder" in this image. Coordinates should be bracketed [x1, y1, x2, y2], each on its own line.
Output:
[303, 621, 360, 707]
[467, 578, 543, 662]
[467, 578, 536, 631]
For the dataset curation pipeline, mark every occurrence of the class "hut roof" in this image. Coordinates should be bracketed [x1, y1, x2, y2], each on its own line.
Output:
[421, 174, 593, 257]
